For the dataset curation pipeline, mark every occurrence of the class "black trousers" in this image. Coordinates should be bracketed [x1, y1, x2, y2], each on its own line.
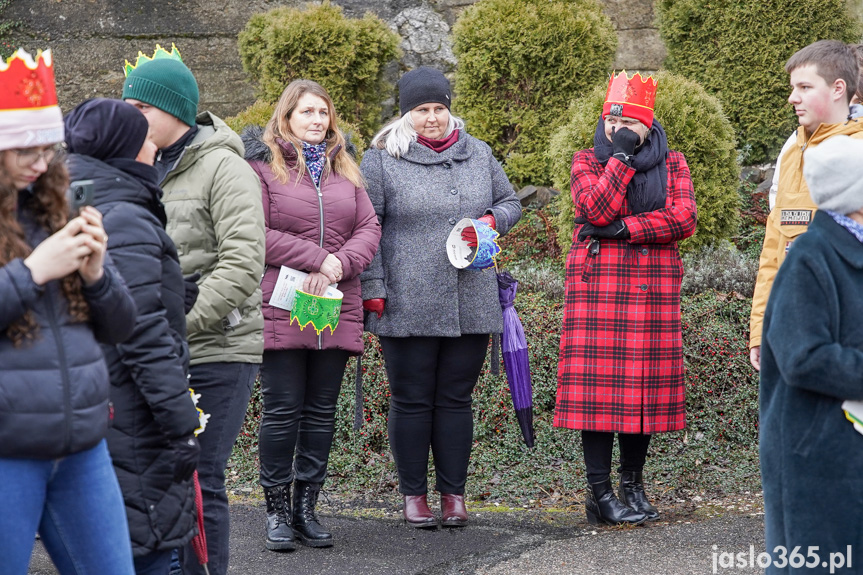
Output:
[258, 349, 350, 487]
[581, 430, 652, 484]
[181, 362, 258, 575]
[380, 335, 489, 496]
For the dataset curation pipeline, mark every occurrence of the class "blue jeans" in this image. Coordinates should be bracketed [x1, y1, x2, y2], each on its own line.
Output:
[180, 362, 257, 575]
[0, 440, 135, 575]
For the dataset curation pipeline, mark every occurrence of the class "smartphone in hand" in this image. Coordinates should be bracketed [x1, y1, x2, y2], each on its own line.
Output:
[67, 180, 94, 215]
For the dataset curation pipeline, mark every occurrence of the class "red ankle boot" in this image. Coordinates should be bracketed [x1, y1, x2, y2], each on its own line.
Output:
[440, 494, 468, 527]
[403, 494, 437, 529]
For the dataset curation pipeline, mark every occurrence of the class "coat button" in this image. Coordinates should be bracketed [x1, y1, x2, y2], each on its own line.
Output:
[448, 217, 457, 225]
[641, 247, 648, 255]
[450, 189, 457, 195]
[640, 284, 648, 291]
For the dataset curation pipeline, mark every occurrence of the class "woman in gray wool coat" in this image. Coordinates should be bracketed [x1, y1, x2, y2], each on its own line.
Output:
[360, 67, 522, 529]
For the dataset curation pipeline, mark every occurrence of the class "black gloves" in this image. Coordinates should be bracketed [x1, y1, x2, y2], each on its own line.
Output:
[183, 272, 201, 315]
[170, 435, 201, 483]
[611, 127, 640, 165]
[577, 220, 630, 242]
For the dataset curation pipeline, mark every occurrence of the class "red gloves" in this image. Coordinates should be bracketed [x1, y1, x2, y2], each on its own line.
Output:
[460, 214, 496, 247]
[363, 298, 385, 318]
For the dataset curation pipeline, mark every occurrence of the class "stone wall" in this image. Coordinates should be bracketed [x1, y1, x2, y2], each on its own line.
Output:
[6, 0, 664, 117]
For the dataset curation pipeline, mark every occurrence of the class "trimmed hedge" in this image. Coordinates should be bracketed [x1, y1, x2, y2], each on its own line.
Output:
[0, 0, 18, 60]
[230, 292, 760, 503]
[228, 207, 761, 503]
[222, 100, 275, 136]
[548, 70, 740, 254]
[451, 0, 617, 188]
[237, 2, 401, 140]
[657, 0, 861, 164]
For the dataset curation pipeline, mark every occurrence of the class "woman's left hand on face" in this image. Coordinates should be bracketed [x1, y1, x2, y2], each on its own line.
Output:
[303, 271, 330, 296]
[77, 206, 107, 286]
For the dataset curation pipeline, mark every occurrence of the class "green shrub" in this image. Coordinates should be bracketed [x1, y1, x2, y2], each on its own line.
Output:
[0, 0, 20, 60]
[733, 181, 769, 260]
[548, 70, 740, 254]
[224, 100, 366, 160]
[237, 2, 401, 140]
[657, 0, 861, 164]
[229, 290, 760, 502]
[228, 199, 760, 506]
[681, 240, 758, 296]
[497, 202, 566, 300]
[451, 0, 617, 188]
[227, 202, 761, 503]
[222, 100, 275, 135]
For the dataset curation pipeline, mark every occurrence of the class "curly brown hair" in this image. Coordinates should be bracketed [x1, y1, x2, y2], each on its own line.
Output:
[0, 151, 90, 347]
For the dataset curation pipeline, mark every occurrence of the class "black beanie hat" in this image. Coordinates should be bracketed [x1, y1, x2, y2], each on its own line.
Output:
[398, 67, 451, 116]
[64, 98, 149, 161]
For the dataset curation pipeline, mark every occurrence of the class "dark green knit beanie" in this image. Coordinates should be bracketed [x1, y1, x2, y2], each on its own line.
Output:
[122, 59, 199, 127]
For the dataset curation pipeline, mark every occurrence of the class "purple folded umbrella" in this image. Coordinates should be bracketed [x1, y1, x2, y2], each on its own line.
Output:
[497, 271, 534, 448]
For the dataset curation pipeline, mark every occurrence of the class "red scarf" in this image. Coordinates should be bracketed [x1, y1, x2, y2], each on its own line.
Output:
[416, 129, 459, 153]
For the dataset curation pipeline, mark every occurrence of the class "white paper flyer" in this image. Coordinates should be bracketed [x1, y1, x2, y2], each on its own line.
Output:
[268, 266, 339, 311]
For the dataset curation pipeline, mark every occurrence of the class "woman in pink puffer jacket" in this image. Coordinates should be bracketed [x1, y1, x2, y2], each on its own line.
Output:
[242, 79, 380, 552]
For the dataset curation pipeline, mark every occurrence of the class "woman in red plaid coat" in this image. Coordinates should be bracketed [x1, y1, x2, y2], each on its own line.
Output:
[555, 72, 697, 526]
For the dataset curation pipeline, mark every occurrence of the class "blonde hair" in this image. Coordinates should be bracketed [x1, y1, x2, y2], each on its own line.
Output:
[263, 79, 364, 188]
[371, 110, 465, 158]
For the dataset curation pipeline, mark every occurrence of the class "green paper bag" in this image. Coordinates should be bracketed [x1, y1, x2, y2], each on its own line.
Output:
[290, 289, 343, 335]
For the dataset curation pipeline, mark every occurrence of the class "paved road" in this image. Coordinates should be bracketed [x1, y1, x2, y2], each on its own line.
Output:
[28, 500, 765, 574]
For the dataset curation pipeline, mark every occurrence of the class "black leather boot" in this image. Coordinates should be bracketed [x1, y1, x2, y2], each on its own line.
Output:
[585, 478, 648, 526]
[263, 484, 296, 551]
[292, 481, 333, 548]
[619, 471, 660, 521]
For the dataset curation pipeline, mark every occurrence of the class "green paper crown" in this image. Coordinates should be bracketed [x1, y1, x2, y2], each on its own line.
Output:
[290, 290, 342, 335]
[123, 43, 183, 77]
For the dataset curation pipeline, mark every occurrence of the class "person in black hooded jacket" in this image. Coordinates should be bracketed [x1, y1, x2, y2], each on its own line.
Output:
[64, 98, 202, 575]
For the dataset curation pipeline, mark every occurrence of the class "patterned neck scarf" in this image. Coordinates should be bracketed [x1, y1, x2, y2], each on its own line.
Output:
[826, 211, 863, 244]
[302, 141, 327, 187]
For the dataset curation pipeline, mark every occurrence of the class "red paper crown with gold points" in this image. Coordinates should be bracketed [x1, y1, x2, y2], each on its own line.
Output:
[602, 70, 658, 129]
[0, 48, 64, 151]
[123, 43, 183, 77]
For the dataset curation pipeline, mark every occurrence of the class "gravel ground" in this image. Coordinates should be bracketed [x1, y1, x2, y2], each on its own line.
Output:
[29, 492, 768, 575]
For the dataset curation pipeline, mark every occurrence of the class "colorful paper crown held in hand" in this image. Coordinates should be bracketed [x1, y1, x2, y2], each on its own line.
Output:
[602, 70, 658, 129]
[123, 43, 184, 76]
[0, 49, 64, 151]
[290, 289, 343, 335]
[447, 218, 502, 271]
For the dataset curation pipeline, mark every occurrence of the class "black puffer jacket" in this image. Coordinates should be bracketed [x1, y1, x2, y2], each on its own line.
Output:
[0, 190, 136, 459]
[69, 154, 200, 555]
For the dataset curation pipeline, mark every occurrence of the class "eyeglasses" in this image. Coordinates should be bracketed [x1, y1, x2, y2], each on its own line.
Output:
[14, 145, 62, 167]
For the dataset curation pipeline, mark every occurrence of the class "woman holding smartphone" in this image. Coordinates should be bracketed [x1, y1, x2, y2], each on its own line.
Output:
[0, 48, 137, 574]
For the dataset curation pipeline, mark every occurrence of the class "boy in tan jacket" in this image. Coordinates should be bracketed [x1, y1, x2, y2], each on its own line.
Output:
[750, 40, 863, 370]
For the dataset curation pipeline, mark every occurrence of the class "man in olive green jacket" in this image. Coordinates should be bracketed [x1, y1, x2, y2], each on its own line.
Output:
[123, 52, 264, 575]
